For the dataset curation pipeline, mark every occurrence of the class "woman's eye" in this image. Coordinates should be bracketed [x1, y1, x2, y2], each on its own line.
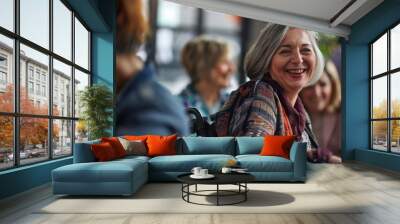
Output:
[301, 48, 312, 53]
[279, 50, 291, 54]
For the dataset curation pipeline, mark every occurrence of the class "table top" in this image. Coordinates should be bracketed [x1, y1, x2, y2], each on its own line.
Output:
[177, 172, 255, 185]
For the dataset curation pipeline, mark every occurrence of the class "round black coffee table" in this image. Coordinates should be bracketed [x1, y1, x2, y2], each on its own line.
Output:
[177, 173, 255, 206]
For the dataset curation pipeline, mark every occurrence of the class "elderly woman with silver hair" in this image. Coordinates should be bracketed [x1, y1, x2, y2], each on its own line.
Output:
[214, 23, 324, 161]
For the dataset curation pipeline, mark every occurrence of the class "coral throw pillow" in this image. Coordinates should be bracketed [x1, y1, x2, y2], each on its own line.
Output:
[146, 134, 177, 157]
[260, 135, 296, 159]
[101, 137, 126, 158]
[91, 142, 118, 162]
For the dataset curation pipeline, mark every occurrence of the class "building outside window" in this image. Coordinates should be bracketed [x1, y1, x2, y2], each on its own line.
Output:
[41, 85, 46, 97]
[28, 67, 34, 80]
[35, 70, 40, 81]
[41, 73, 46, 83]
[28, 81, 34, 94]
[371, 22, 400, 154]
[0, 71, 6, 84]
[0, 0, 91, 170]
[0, 54, 7, 90]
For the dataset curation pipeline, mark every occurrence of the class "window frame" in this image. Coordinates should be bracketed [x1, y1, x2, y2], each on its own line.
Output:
[370, 20, 400, 154]
[0, 0, 92, 171]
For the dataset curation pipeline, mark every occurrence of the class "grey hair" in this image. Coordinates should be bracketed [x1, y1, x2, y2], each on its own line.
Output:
[244, 23, 324, 86]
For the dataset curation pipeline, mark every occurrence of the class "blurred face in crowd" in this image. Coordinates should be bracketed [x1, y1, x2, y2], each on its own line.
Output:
[301, 72, 333, 113]
[269, 28, 316, 95]
[208, 55, 235, 89]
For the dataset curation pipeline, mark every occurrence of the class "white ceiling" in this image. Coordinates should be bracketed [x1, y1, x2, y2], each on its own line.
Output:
[166, 0, 384, 37]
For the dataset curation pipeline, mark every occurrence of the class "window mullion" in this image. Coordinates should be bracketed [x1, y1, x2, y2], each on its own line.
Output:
[370, 45, 373, 149]
[49, 0, 53, 160]
[13, 0, 20, 167]
[388, 29, 391, 152]
[71, 11, 76, 155]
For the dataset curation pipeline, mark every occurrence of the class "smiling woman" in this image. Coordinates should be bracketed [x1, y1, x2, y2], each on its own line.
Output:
[214, 23, 324, 162]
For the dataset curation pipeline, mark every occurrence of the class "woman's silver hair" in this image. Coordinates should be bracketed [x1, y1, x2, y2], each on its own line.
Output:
[244, 23, 324, 86]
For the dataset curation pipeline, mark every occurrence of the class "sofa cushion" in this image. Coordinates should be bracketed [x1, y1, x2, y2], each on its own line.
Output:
[118, 138, 147, 156]
[235, 137, 264, 155]
[73, 139, 101, 163]
[148, 154, 235, 172]
[91, 142, 118, 161]
[177, 137, 235, 155]
[101, 137, 127, 158]
[260, 135, 295, 159]
[147, 134, 177, 157]
[236, 155, 293, 172]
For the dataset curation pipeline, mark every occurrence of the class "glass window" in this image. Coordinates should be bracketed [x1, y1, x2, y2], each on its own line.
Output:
[28, 67, 34, 79]
[371, 24, 400, 154]
[391, 24, 400, 70]
[20, 0, 49, 49]
[0, 0, 92, 170]
[53, 119, 72, 158]
[0, 71, 7, 84]
[53, 59, 72, 116]
[0, 0, 14, 32]
[156, 29, 194, 65]
[0, 116, 13, 170]
[20, 44, 49, 115]
[391, 72, 400, 118]
[0, 35, 14, 113]
[19, 117, 49, 165]
[157, 0, 196, 28]
[41, 85, 46, 96]
[0, 55, 7, 67]
[75, 120, 88, 143]
[74, 69, 89, 118]
[372, 77, 387, 119]
[372, 121, 388, 151]
[74, 18, 89, 70]
[28, 81, 34, 93]
[391, 120, 400, 153]
[204, 10, 240, 32]
[372, 33, 387, 76]
[53, 0, 72, 60]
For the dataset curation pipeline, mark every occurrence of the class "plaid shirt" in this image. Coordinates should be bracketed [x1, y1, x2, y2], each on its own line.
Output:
[179, 84, 229, 118]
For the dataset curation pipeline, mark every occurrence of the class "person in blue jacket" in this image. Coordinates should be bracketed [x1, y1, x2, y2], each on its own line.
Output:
[115, 0, 189, 136]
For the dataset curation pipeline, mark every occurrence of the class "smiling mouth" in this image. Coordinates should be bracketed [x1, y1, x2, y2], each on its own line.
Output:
[286, 69, 306, 74]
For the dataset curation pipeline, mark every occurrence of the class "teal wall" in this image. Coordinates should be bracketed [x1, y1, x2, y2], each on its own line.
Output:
[0, 158, 72, 199]
[343, 0, 400, 171]
[0, 0, 115, 200]
[91, 0, 116, 135]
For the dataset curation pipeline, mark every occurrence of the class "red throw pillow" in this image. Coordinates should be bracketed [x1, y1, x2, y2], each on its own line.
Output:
[259, 135, 296, 159]
[146, 134, 177, 157]
[101, 137, 126, 158]
[91, 142, 118, 161]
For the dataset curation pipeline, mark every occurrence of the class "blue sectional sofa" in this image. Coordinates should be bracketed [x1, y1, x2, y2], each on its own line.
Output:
[52, 137, 307, 196]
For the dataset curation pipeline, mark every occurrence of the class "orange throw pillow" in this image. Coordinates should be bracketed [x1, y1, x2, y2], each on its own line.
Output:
[91, 142, 118, 161]
[124, 135, 148, 142]
[259, 135, 296, 159]
[101, 137, 126, 158]
[146, 134, 177, 157]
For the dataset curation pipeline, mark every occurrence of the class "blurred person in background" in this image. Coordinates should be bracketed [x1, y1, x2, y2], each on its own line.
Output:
[214, 23, 324, 162]
[179, 36, 235, 118]
[116, 0, 189, 136]
[300, 60, 342, 163]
